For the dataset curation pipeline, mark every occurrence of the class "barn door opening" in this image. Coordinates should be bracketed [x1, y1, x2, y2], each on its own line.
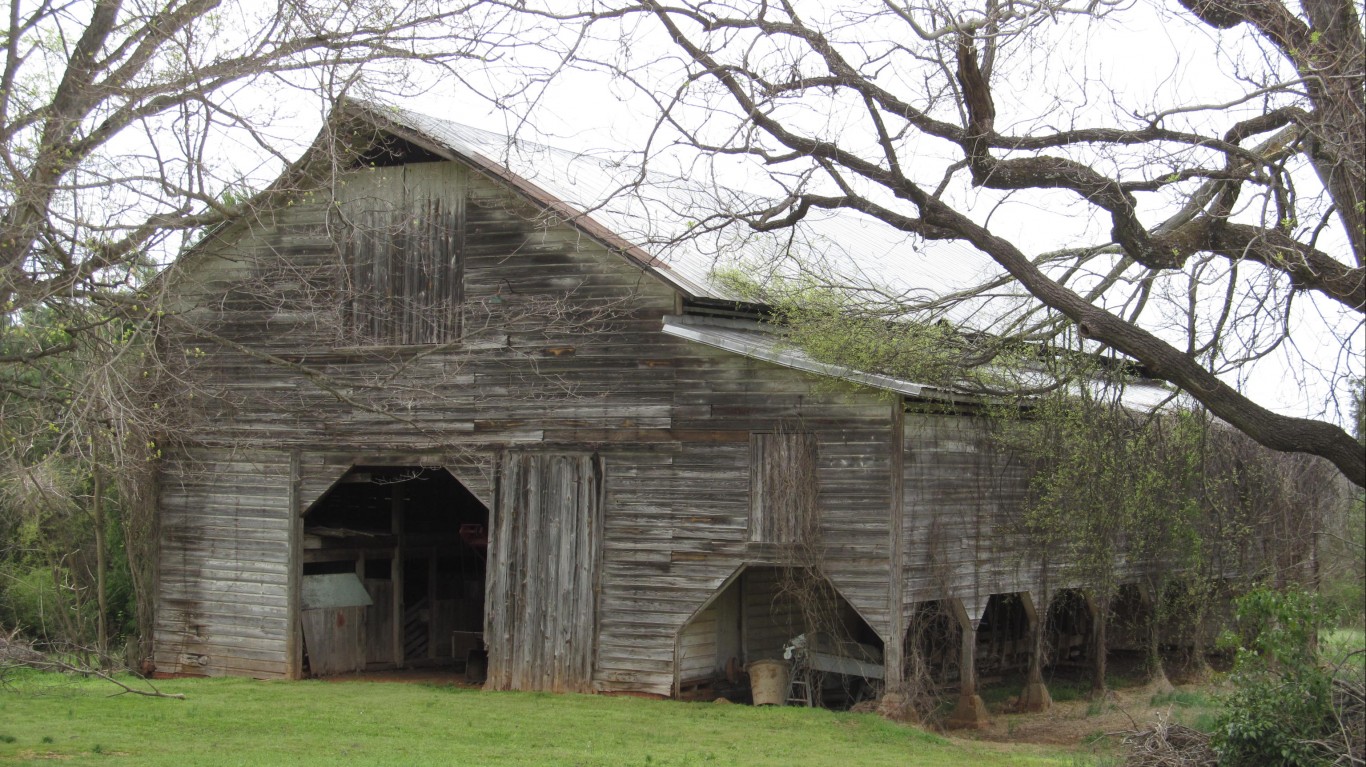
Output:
[676, 566, 884, 707]
[299, 466, 488, 676]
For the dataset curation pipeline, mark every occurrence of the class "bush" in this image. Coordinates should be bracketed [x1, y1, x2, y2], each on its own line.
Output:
[0, 564, 92, 643]
[1212, 588, 1349, 766]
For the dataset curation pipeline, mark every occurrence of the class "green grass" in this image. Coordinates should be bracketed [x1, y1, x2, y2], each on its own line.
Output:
[0, 672, 1089, 766]
[1147, 687, 1222, 733]
[1324, 627, 1365, 669]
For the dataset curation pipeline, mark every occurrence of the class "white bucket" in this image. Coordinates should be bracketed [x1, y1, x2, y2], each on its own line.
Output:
[747, 659, 790, 706]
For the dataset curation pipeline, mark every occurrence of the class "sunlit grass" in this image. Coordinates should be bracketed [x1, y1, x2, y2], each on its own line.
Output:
[0, 671, 1091, 766]
[1323, 627, 1365, 671]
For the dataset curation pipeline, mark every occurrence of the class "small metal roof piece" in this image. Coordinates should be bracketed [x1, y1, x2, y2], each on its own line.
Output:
[301, 573, 374, 610]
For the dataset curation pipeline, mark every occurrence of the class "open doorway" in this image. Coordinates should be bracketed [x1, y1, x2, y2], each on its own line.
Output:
[299, 466, 488, 677]
[906, 599, 961, 690]
[976, 593, 1032, 678]
[676, 566, 884, 707]
[1045, 589, 1093, 668]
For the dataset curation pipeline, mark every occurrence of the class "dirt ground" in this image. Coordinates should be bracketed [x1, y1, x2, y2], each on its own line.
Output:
[962, 661, 1225, 749]
[972, 680, 1194, 746]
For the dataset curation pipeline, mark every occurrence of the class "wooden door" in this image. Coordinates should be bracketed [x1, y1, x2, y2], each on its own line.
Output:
[485, 453, 601, 692]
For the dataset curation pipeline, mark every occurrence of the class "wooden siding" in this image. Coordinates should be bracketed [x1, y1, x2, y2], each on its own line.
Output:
[678, 602, 719, 684]
[340, 163, 464, 345]
[900, 412, 1042, 625]
[300, 606, 366, 675]
[155, 450, 293, 678]
[749, 432, 818, 544]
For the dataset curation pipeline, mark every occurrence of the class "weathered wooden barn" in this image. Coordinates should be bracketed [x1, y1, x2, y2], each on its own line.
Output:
[152, 99, 1182, 719]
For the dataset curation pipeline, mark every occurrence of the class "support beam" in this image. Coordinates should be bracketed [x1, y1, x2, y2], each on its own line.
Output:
[1083, 590, 1109, 697]
[945, 598, 989, 729]
[287, 451, 303, 680]
[391, 484, 405, 669]
[1018, 591, 1052, 712]
[885, 403, 906, 692]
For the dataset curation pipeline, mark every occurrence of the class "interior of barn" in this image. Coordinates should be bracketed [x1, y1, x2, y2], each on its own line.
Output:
[300, 466, 489, 678]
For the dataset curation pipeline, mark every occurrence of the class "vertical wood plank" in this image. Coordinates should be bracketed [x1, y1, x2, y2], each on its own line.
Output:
[486, 452, 600, 693]
[391, 484, 404, 669]
[887, 404, 906, 688]
[287, 450, 303, 680]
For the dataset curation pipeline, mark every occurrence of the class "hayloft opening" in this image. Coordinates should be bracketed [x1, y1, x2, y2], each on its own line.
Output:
[299, 466, 488, 678]
[356, 132, 446, 168]
[677, 566, 884, 708]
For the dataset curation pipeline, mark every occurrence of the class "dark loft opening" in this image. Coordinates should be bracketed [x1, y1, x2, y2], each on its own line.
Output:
[299, 466, 489, 677]
[354, 132, 446, 168]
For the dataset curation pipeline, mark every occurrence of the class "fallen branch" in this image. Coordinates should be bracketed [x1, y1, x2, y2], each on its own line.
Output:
[0, 629, 184, 699]
[1119, 713, 1218, 767]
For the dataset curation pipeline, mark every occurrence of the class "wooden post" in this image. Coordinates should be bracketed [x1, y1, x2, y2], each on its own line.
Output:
[1084, 590, 1108, 697]
[286, 451, 303, 680]
[885, 403, 906, 694]
[1018, 591, 1052, 712]
[391, 483, 405, 669]
[946, 598, 989, 729]
[1139, 583, 1174, 692]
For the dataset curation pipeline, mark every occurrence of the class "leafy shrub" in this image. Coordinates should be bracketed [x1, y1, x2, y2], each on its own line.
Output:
[0, 563, 96, 644]
[1212, 588, 1342, 766]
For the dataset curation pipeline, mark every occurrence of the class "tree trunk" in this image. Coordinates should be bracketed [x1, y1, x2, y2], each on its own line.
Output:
[1090, 592, 1108, 698]
[1144, 582, 1173, 692]
[93, 442, 108, 669]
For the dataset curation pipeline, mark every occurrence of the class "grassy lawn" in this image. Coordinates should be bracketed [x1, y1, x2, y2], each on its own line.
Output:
[0, 672, 1091, 766]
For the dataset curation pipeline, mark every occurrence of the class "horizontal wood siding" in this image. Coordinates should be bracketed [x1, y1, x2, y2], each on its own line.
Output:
[156, 150, 1016, 697]
[155, 449, 292, 678]
[678, 603, 719, 684]
[901, 412, 1042, 624]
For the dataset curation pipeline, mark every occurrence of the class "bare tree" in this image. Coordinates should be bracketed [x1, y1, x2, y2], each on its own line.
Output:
[521, 0, 1365, 486]
[0, 0, 544, 661]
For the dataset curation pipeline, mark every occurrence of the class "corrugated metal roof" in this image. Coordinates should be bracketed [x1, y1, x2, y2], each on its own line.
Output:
[662, 314, 931, 397]
[662, 314, 1179, 412]
[301, 573, 374, 610]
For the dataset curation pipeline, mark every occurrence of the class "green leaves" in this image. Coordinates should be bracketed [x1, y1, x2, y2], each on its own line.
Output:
[1213, 588, 1341, 767]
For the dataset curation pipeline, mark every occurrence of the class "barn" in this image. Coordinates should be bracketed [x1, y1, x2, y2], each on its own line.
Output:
[151, 99, 1179, 722]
